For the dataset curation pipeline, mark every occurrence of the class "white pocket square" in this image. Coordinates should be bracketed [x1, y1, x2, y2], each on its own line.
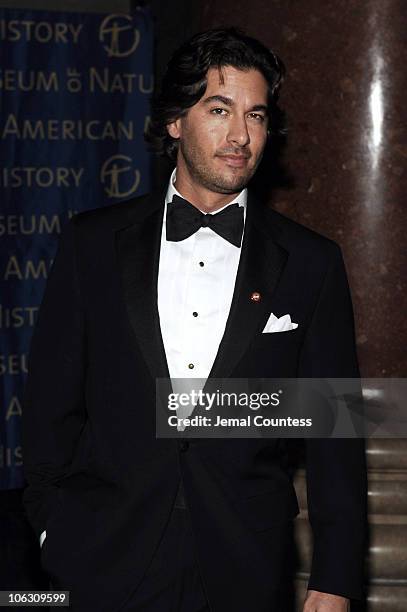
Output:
[262, 313, 298, 333]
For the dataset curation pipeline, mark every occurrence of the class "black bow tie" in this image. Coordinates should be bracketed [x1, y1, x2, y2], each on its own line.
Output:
[166, 195, 244, 248]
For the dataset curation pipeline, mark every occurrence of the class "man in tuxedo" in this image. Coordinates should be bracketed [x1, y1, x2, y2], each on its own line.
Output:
[23, 28, 367, 612]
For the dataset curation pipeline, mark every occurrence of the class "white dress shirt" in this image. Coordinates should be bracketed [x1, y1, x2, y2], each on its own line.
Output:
[158, 169, 247, 428]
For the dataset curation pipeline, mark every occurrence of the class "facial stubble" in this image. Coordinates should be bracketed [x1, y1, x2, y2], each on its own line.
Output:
[178, 137, 264, 195]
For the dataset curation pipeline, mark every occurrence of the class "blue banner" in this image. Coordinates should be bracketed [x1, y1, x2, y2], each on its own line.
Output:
[0, 8, 153, 489]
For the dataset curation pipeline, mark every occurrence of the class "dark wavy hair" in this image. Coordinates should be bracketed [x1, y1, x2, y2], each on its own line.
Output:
[145, 27, 286, 162]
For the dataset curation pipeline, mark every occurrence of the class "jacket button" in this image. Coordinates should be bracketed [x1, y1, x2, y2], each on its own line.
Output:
[180, 441, 189, 452]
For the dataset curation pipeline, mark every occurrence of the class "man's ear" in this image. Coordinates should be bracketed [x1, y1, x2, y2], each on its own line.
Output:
[167, 118, 182, 140]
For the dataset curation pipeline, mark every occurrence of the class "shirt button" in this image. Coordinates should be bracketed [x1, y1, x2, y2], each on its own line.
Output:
[199, 261, 204, 267]
[188, 363, 194, 369]
[192, 312, 198, 317]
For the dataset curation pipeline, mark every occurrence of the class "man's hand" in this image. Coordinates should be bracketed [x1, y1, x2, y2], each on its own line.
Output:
[303, 590, 350, 611]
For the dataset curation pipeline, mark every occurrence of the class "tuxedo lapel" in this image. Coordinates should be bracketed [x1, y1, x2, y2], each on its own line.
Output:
[115, 193, 170, 384]
[205, 193, 288, 383]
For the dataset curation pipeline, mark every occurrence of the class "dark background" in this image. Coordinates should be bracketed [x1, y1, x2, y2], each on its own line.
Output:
[1, 1, 406, 610]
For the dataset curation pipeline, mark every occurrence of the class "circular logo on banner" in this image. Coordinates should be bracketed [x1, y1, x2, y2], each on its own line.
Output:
[101, 154, 141, 198]
[99, 14, 140, 58]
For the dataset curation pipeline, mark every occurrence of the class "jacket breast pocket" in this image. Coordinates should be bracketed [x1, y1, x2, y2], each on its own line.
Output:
[243, 330, 303, 378]
[257, 327, 300, 341]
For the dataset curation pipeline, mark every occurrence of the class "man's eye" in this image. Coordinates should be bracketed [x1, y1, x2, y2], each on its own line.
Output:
[210, 108, 228, 115]
[249, 113, 265, 122]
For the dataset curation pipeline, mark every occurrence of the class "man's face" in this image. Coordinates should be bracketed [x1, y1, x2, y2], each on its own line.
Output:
[167, 66, 269, 196]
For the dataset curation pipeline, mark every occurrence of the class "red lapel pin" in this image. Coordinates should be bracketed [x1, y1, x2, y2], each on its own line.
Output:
[250, 291, 261, 303]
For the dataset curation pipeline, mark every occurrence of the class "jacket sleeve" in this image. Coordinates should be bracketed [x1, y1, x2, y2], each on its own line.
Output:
[22, 218, 87, 537]
[298, 243, 368, 600]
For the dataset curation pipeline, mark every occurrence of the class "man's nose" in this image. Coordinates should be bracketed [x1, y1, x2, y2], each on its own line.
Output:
[226, 115, 250, 147]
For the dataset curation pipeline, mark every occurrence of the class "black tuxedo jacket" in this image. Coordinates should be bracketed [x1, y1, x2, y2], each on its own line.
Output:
[23, 187, 367, 612]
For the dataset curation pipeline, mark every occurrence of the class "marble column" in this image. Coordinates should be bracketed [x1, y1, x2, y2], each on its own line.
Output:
[201, 0, 407, 377]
